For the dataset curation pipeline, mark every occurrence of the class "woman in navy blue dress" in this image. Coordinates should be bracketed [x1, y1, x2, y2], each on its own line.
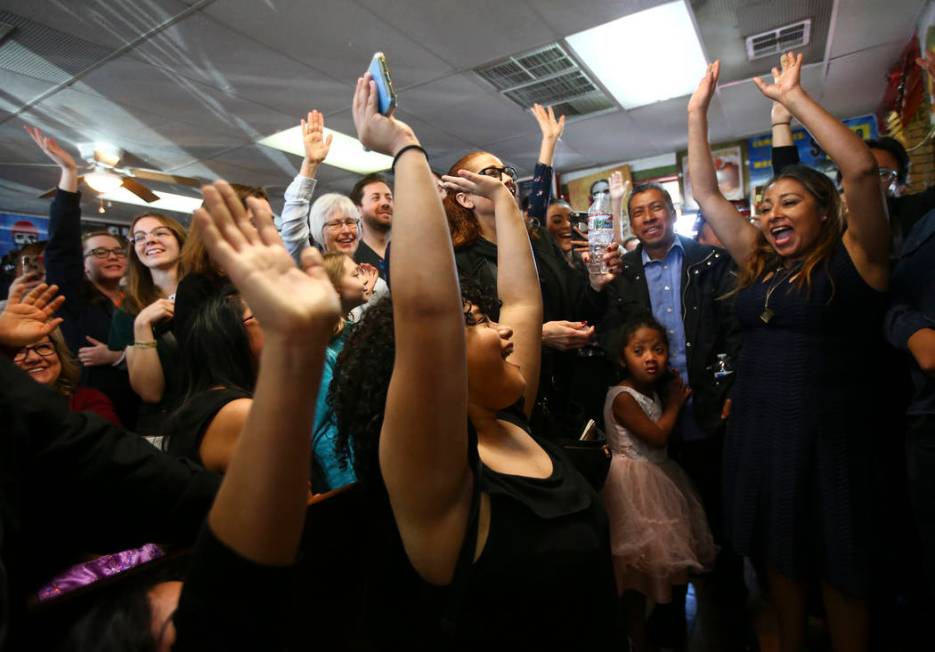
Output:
[687, 52, 889, 651]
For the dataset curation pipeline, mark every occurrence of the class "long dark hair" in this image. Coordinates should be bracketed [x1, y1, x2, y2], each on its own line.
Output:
[331, 277, 499, 482]
[739, 165, 843, 293]
[174, 288, 257, 405]
[61, 583, 157, 652]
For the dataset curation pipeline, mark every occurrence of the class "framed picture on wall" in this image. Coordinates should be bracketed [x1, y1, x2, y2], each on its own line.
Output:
[679, 145, 744, 210]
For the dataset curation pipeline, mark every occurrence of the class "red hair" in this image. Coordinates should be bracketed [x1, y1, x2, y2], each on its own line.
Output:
[442, 151, 489, 248]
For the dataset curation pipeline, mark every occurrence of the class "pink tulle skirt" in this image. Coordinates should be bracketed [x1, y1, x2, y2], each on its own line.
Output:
[602, 454, 716, 603]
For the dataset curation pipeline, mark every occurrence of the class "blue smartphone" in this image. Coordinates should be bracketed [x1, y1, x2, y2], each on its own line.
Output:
[368, 52, 398, 115]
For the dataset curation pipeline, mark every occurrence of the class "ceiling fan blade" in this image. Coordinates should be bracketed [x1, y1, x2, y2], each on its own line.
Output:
[38, 175, 84, 199]
[121, 177, 160, 203]
[125, 168, 201, 187]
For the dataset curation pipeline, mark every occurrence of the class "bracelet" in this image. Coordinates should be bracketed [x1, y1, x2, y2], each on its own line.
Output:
[771, 121, 791, 126]
[392, 144, 428, 170]
[132, 340, 157, 349]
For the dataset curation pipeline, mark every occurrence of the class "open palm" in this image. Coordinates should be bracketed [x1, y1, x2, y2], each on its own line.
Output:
[196, 182, 340, 337]
[687, 61, 720, 114]
[24, 125, 77, 170]
[754, 51, 803, 102]
[0, 284, 65, 348]
[301, 110, 333, 164]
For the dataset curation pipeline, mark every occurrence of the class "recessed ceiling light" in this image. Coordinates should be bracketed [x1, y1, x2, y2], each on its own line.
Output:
[258, 126, 393, 175]
[565, 1, 707, 110]
[99, 187, 202, 215]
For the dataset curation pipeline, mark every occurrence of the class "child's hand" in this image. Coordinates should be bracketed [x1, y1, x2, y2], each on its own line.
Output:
[665, 372, 692, 409]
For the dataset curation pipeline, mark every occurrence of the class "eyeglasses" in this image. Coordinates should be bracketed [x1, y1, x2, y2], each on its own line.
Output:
[14, 342, 55, 363]
[323, 218, 360, 231]
[478, 166, 518, 183]
[84, 246, 127, 259]
[131, 227, 175, 244]
[878, 167, 899, 182]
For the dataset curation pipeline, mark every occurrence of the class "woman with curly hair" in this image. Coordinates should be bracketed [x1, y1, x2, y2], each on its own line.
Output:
[330, 74, 615, 647]
[687, 53, 889, 651]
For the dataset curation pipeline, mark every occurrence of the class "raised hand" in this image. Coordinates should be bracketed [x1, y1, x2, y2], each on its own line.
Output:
[582, 242, 624, 291]
[0, 283, 65, 349]
[134, 298, 175, 330]
[351, 73, 418, 156]
[301, 110, 333, 165]
[770, 52, 795, 124]
[753, 51, 803, 103]
[531, 103, 565, 142]
[687, 60, 720, 115]
[609, 171, 631, 204]
[24, 125, 77, 171]
[195, 181, 340, 337]
[441, 169, 513, 202]
[7, 271, 43, 302]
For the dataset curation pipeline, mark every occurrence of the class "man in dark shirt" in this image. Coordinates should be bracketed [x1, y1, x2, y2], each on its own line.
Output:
[350, 173, 393, 278]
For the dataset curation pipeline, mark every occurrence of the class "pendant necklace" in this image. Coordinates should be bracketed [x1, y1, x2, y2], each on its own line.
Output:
[760, 265, 799, 324]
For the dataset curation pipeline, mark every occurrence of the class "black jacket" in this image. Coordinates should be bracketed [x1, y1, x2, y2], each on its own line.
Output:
[599, 236, 741, 436]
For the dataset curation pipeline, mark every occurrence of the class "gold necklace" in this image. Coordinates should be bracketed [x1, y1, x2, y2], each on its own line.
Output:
[760, 265, 799, 324]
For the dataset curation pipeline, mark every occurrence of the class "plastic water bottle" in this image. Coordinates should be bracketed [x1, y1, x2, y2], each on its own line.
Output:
[712, 353, 735, 381]
[587, 192, 613, 275]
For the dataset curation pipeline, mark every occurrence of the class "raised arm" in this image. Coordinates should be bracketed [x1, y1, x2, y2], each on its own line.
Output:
[754, 51, 889, 289]
[195, 181, 339, 565]
[353, 75, 472, 584]
[443, 170, 543, 416]
[279, 111, 332, 262]
[525, 104, 565, 222]
[687, 61, 761, 265]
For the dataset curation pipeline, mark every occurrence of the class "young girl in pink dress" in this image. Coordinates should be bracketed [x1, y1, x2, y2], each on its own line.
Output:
[602, 314, 715, 651]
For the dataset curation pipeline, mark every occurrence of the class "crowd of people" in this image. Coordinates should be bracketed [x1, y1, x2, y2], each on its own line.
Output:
[0, 49, 933, 651]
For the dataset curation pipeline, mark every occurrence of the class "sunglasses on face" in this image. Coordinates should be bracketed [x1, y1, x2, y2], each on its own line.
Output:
[14, 342, 55, 362]
[478, 166, 518, 183]
[84, 246, 127, 259]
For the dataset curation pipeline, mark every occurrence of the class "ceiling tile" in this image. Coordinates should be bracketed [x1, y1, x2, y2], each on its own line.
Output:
[558, 111, 656, 169]
[202, 0, 452, 88]
[828, 0, 926, 58]
[820, 42, 906, 119]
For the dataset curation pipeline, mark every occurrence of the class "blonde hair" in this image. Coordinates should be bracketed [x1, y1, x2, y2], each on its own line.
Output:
[322, 252, 353, 335]
[125, 213, 187, 316]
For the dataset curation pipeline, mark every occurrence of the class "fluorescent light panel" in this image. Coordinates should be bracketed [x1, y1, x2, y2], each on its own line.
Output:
[566, 1, 707, 110]
[258, 126, 393, 175]
[99, 187, 202, 215]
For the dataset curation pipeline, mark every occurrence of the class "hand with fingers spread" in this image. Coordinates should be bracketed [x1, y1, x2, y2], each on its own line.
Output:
[78, 335, 121, 367]
[0, 283, 65, 349]
[195, 181, 341, 337]
[24, 125, 79, 192]
[687, 60, 720, 115]
[351, 74, 419, 157]
[301, 110, 333, 170]
[442, 169, 515, 205]
[7, 272, 43, 303]
[753, 51, 804, 103]
[609, 171, 631, 205]
[531, 103, 565, 167]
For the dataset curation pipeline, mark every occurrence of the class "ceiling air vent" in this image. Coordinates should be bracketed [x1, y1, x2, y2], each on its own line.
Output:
[745, 18, 812, 61]
[475, 44, 615, 119]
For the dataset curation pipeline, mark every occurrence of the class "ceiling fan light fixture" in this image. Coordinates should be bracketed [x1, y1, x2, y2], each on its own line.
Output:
[84, 169, 123, 194]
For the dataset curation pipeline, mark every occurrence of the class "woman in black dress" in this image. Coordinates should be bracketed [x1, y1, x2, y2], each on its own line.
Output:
[331, 74, 615, 647]
[687, 53, 889, 651]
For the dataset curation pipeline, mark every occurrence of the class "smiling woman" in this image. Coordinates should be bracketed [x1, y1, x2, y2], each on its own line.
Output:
[107, 212, 187, 434]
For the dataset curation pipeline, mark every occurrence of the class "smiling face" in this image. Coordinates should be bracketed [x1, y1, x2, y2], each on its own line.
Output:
[620, 326, 668, 388]
[546, 203, 573, 253]
[358, 181, 394, 232]
[14, 336, 62, 386]
[757, 178, 825, 260]
[83, 234, 127, 284]
[322, 210, 360, 254]
[132, 216, 181, 270]
[464, 304, 525, 411]
[336, 257, 370, 311]
[629, 188, 676, 253]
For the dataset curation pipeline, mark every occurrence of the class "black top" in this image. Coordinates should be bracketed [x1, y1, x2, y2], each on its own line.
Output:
[164, 388, 251, 467]
[353, 240, 386, 279]
[361, 408, 616, 648]
[173, 272, 233, 347]
[45, 189, 139, 428]
[724, 242, 886, 596]
[0, 357, 219, 649]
